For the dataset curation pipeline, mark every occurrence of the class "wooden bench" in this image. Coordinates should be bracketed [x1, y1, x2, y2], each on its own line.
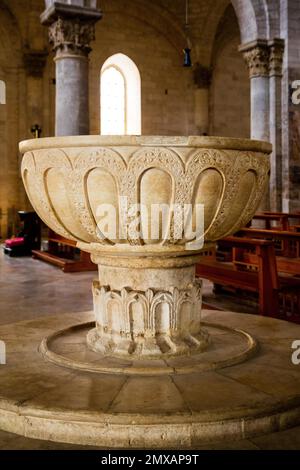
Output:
[236, 227, 300, 260]
[252, 211, 300, 230]
[32, 230, 97, 273]
[197, 236, 300, 323]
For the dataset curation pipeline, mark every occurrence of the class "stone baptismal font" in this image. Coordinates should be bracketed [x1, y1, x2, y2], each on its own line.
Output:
[20, 135, 270, 361]
[0, 134, 298, 447]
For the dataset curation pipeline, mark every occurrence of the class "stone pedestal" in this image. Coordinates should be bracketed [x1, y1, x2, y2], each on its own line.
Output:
[41, 1, 102, 136]
[87, 255, 208, 357]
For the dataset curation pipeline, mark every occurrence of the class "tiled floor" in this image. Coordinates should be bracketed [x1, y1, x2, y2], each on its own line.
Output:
[0, 249, 94, 325]
[0, 248, 299, 450]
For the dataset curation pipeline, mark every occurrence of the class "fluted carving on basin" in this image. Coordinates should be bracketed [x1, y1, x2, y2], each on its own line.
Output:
[22, 151, 76, 241]
[86, 167, 120, 244]
[140, 168, 173, 244]
[21, 145, 270, 250]
[192, 168, 224, 234]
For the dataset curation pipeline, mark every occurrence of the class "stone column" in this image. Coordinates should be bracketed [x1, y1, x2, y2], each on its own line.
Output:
[41, 1, 102, 136]
[193, 64, 211, 135]
[268, 39, 284, 212]
[240, 40, 270, 141]
[240, 40, 270, 210]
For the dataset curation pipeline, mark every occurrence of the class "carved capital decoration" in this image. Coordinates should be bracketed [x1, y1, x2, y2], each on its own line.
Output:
[48, 17, 96, 56]
[241, 43, 270, 78]
[239, 39, 285, 79]
[268, 39, 285, 77]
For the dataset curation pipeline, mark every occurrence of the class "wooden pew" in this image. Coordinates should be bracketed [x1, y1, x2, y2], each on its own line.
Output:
[197, 236, 300, 323]
[197, 237, 279, 316]
[236, 227, 300, 261]
[252, 213, 290, 230]
[252, 211, 300, 230]
[32, 230, 97, 273]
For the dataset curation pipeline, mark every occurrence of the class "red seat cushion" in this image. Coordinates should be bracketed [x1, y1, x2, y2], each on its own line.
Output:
[5, 237, 25, 247]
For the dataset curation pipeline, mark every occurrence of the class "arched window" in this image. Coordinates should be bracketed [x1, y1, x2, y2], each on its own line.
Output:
[100, 53, 141, 135]
[0, 80, 6, 105]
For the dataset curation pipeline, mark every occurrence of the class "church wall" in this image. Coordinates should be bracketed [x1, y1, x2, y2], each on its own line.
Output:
[209, 5, 250, 139]
[210, 35, 250, 138]
[0, 3, 24, 238]
[89, 6, 195, 136]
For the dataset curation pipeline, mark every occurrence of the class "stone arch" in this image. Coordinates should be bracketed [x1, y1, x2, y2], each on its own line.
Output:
[197, 0, 274, 68]
[231, 0, 269, 43]
[128, 295, 148, 336]
[154, 301, 171, 335]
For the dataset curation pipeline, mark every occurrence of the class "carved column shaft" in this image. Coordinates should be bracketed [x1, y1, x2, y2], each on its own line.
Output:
[41, 3, 102, 136]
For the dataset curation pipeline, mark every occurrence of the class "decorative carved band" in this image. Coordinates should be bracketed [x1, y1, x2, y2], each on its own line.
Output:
[48, 17, 96, 56]
[88, 279, 209, 357]
[242, 44, 270, 78]
[21, 146, 270, 247]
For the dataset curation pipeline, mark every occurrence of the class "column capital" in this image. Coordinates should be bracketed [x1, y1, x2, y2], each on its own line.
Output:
[41, 1, 102, 57]
[48, 17, 96, 57]
[239, 40, 270, 78]
[268, 38, 285, 77]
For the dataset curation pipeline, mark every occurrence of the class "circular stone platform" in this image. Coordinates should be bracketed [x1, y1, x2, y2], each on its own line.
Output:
[0, 310, 300, 449]
[39, 320, 258, 375]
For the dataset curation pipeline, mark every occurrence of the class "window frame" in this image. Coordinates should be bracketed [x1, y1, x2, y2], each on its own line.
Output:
[100, 53, 141, 136]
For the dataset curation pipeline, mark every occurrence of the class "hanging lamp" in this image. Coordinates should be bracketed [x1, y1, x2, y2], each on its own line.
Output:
[183, 0, 192, 67]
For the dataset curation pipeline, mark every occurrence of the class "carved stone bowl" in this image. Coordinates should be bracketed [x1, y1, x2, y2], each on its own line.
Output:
[19, 136, 271, 359]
